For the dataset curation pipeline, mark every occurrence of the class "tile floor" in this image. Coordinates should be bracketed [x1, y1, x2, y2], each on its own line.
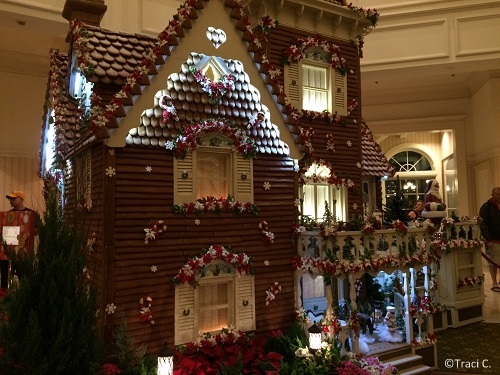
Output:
[481, 258, 500, 323]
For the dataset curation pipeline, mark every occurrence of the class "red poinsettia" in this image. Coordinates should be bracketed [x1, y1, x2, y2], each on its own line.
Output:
[174, 328, 281, 374]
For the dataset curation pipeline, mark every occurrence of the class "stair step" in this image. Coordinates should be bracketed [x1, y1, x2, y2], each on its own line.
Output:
[399, 365, 432, 375]
[376, 345, 412, 360]
[388, 354, 424, 367]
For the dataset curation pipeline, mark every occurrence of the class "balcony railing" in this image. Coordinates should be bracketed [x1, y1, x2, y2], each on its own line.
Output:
[297, 220, 482, 265]
[295, 220, 483, 354]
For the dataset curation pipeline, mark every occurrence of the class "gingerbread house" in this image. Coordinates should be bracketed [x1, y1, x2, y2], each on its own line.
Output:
[39, 0, 393, 353]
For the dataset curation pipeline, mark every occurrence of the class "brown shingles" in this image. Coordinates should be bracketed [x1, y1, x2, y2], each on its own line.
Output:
[125, 52, 291, 156]
[361, 121, 394, 177]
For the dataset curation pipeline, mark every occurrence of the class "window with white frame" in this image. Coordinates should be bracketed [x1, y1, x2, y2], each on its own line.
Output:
[174, 263, 255, 345]
[301, 163, 347, 222]
[303, 64, 329, 112]
[284, 50, 347, 115]
[174, 140, 253, 204]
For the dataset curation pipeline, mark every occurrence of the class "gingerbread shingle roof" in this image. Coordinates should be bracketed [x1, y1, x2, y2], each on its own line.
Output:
[126, 54, 289, 155]
[361, 121, 394, 177]
[54, 0, 375, 159]
[42, 50, 82, 157]
[82, 26, 158, 87]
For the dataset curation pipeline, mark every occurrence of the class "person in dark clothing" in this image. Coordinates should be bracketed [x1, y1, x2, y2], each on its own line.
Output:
[479, 187, 500, 292]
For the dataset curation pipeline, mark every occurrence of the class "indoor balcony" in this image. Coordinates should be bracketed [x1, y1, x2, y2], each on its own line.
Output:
[293, 219, 484, 363]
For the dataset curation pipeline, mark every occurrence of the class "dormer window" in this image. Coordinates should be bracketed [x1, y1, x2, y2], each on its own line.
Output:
[173, 134, 253, 204]
[196, 149, 230, 198]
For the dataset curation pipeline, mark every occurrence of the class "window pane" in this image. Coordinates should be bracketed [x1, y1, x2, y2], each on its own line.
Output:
[316, 185, 329, 220]
[302, 65, 328, 111]
[197, 152, 229, 198]
[199, 282, 229, 333]
[390, 151, 432, 172]
[302, 185, 316, 219]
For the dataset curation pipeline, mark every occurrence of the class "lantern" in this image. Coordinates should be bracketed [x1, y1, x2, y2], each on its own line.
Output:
[157, 343, 174, 375]
[308, 322, 322, 352]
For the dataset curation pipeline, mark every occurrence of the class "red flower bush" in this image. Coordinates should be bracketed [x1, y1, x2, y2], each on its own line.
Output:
[173, 329, 281, 374]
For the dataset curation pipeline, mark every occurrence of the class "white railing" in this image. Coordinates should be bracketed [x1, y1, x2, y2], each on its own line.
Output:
[297, 221, 482, 263]
[296, 220, 482, 354]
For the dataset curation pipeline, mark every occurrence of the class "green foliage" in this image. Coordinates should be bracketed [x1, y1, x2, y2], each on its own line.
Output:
[365, 274, 384, 302]
[263, 323, 342, 375]
[0, 176, 103, 375]
[105, 317, 157, 375]
[278, 341, 341, 375]
[383, 176, 412, 224]
[264, 323, 308, 364]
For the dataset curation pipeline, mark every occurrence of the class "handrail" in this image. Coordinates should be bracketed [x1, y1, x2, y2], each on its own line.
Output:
[297, 221, 482, 263]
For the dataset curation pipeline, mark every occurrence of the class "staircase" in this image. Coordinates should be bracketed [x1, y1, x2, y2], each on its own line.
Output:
[378, 345, 433, 375]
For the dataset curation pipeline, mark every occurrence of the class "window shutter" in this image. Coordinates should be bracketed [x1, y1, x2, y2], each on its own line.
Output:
[233, 153, 253, 202]
[234, 275, 256, 331]
[284, 61, 301, 109]
[333, 70, 347, 116]
[174, 152, 197, 204]
[174, 284, 196, 345]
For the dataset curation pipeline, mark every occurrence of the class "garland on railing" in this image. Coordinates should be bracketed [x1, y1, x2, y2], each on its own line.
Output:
[393, 220, 408, 236]
[172, 244, 254, 286]
[172, 196, 260, 216]
[431, 238, 483, 255]
[291, 251, 439, 277]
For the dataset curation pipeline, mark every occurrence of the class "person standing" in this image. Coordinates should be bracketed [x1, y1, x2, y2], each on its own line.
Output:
[5, 191, 32, 211]
[480, 187, 500, 292]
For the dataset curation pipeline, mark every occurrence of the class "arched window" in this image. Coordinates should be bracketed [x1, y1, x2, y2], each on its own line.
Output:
[385, 151, 435, 206]
[389, 151, 432, 172]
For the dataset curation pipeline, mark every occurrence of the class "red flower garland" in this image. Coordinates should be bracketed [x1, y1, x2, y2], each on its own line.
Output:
[282, 35, 349, 74]
[172, 244, 254, 286]
[165, 118, 257, 159]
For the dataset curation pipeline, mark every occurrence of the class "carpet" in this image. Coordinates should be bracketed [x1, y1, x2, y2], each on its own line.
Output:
[432, 322, 500, 374]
